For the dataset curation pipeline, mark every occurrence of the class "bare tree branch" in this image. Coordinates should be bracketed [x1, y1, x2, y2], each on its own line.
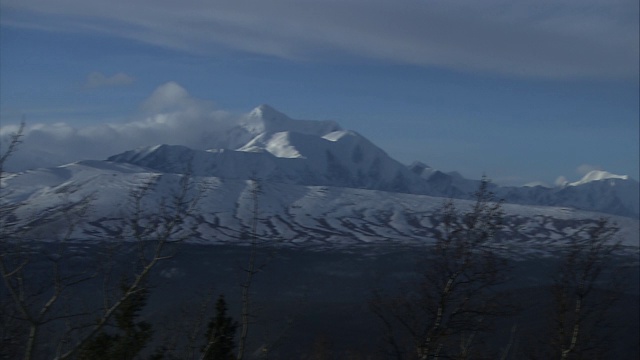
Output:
[372, 178, 514, 360]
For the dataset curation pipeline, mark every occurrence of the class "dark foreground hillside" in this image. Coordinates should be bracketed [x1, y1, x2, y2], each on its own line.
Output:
[2, 243, 637, 359]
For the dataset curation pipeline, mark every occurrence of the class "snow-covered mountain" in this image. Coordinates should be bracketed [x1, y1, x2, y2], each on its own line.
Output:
[408, 162, 638, 219]
[218, 104, 343, 151]
[496, 171, 638, 218]
[2, 159, 638, 257]
[1, 104, 638, 256]
[102, 104, 639, 218]
[107, 105, 430, 194]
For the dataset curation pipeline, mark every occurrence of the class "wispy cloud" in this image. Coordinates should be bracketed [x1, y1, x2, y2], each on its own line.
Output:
[84, 71, 135, 89]
[3, 0, 638, 80]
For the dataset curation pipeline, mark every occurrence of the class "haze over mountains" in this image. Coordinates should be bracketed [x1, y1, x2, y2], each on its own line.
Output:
[2, 104, 638, 254]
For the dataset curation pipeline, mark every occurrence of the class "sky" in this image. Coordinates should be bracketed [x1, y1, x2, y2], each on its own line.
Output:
[0, 0, 638, 186]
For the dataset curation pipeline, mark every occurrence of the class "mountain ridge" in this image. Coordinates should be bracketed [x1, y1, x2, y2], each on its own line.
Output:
[2, 160, 638, 257]
[126, 100, 640, 218]
[7, 104, 638, 219]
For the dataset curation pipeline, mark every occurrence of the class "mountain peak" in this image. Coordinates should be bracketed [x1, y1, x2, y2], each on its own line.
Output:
[243, 104, 342, 138]
[569, 170, 630, 186]
[249, 104, 289, 122]
[409, 161, 431, 170]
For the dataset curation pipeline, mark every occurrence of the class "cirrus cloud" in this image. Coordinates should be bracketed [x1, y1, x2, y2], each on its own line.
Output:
[2, 0, 638, 80]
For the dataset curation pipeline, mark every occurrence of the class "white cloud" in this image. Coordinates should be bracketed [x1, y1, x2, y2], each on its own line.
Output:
[555, 176, 569, 187]
[3, 0, 638, 80]
[522, 181, 551, 188]
[576, 163, 601, 175]
[141, 81, 192, 113]
[84, 72, 135, 89]
[0, 82, 240, 171]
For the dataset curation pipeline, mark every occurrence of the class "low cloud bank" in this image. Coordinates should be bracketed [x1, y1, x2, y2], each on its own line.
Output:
[1, 82, 240, 171]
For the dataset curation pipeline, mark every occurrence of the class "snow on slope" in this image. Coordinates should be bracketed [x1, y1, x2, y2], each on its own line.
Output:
[242, 104, 341, 137]
[4, 103, 637, 218]
[496, 175, 639, 219]
[406, 162, 638, 218]
[109, 128, 430, 195]
[2, 161, 638, 260]
[221, 104, 341, 154]
[216, 105, 638, 219]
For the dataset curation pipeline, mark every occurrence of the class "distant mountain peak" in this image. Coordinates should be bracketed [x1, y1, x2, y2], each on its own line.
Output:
[569, 170, 630, 186]
[242, 104, 342, 139]
[408, 161, 433, 177]
[409, 161, 431, 169]
[249, 104, 289, 122]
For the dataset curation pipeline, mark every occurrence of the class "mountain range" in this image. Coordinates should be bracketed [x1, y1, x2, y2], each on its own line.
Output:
[107, 104, 639, 219]
[2, 105, 638, 256]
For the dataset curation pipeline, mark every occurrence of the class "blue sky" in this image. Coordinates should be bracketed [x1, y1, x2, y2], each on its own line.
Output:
[1, 0, 638, 186]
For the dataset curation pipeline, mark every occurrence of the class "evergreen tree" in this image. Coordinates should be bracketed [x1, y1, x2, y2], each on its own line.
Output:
[79, 284, 153, 360]
[202, 294, 238, 360]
